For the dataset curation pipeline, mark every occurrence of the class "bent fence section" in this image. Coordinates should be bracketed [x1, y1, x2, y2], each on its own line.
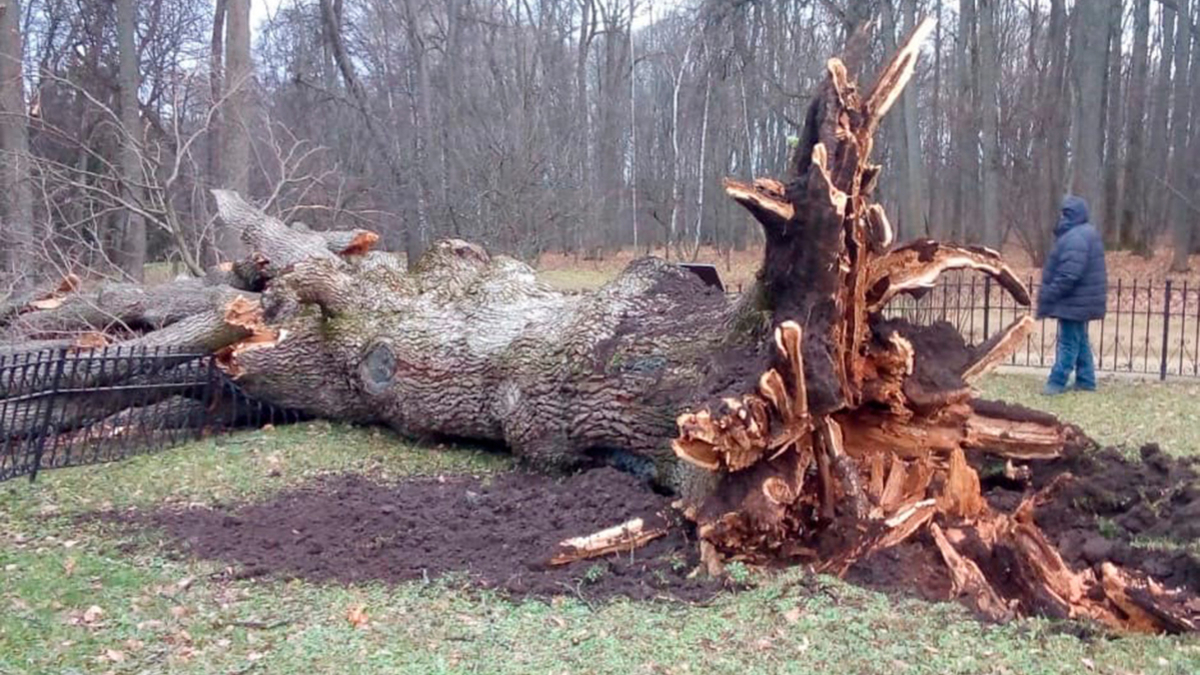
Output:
[3, 276, 1194, 483]
[0, 346, 306, 483]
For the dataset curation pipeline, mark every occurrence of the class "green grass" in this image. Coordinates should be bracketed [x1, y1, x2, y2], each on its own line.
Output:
[2, 383, 1200, 674]
[982, 374, 1200, 456]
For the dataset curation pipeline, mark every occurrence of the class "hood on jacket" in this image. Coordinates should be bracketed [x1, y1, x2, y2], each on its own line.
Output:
[1054, 195, 1091, 237]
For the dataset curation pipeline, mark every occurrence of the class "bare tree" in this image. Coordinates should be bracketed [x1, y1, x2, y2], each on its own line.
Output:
[1169, 1, 1194, 271]
[114, 0, 145, 280]
[977, 0, 1000, 248]
[0, 0, 33, 288]
[217, 0, 251, 260]
[1121, 0, 1150, 252]
[1070, 0, 1107, 232]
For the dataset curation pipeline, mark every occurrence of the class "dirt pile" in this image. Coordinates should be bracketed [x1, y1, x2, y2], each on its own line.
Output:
[111, 443, 1199, 612]
[131, 468, 720, 601]
[987, 443, 1200, 592]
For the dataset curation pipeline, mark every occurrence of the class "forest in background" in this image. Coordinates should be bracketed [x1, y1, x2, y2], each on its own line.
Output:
[0, 0, 1198, 290]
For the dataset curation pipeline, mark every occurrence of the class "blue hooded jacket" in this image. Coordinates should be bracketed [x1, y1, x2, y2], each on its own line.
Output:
[1037, 195, 1108, 322]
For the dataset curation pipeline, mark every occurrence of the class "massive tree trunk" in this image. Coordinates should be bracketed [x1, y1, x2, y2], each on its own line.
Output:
[3, 28, 1196, 634]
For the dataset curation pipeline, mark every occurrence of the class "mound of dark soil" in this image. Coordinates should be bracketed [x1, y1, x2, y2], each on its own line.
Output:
[108, 443, 1200, 609]
[986, 443, 1200, 592]
[126, 468, 721, 602]
[848, 443, 1200, 605]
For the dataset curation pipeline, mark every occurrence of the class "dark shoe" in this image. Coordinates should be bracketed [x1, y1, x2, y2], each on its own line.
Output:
[1072, 384, 1096, 392]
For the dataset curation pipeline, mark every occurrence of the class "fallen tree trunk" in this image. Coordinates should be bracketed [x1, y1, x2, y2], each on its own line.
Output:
[1, 21, 1195, 633]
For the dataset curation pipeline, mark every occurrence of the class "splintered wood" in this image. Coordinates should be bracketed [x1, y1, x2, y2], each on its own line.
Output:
[550, 517, 667, 566]
[670, 17, 1198, 634]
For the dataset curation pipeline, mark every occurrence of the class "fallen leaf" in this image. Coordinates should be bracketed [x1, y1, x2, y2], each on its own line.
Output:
[783, 607, 802, 624]
[247, 652, 264, 662]
[176, 577, 195, 591]
[125, 639, 144, 652]
[103, 649, 126, 663]
[1081, 658, 1095, 670]
[63, 558, 76, 576]
[170, 605, 189, 619]
[346, 604, 370, 629]
[63, 540, 79, 549]
[83, 605, 104, 624]
[137, 619, 164, 631]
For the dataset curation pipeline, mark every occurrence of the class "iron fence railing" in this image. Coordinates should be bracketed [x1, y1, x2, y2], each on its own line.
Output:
[707, 270, 1200, 380]
[0, 346, 306, 483]
[880, 276, 1200, 379]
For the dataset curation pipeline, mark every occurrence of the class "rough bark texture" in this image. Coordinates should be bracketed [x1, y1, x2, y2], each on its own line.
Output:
[3, 30, 1197, 634]
[115, 0, 145, 280]
[1070, 0, 1107, 231]
[0, 0, 33, 286]
[217, 0, 251, 261]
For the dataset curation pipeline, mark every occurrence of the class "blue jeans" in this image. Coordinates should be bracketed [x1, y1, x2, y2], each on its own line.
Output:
[1048, 320, 1096, 390]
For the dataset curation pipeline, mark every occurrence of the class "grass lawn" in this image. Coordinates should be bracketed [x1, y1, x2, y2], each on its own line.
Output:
[2, 377, 1199, 674]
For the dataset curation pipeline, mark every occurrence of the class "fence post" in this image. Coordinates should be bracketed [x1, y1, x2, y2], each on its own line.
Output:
[982, 276, 991, 338]
[29, 349, 67, 482]
[1160, 280, 1172, 381]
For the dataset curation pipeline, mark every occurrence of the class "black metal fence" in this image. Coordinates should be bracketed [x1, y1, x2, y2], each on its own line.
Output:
[881, 275, 1200, 379]
[0, 346, 306, 483]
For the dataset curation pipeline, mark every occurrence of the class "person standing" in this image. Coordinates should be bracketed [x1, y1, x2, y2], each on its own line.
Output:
[1036, 195, 1108, 395]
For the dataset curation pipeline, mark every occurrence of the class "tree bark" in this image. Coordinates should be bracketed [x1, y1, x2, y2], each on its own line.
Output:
[977, 0, 1001, 249]
[1100, 0, 1124, 246]
[1149, 5, 1176, 252]
[0, 0, 33, 287]
[1070, 0, 1107, 231]
[1121, 0, 1151, 251]
[115, 0, 146, 281]
[1169, 3, 1194, 271]
[1039, 0, 1069, 264]
[954, 0, 978, 243]
[217, 0, 251, 261]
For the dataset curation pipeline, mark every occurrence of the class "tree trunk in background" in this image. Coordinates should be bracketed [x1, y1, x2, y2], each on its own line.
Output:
[1121, 0, 1150, 252]
[1070, 0, 1106, 232]
[595, 13, 628, 254]
[1100, 0, 1123, 246]
[1034, 0, 1068, 265]
[882, 2, 909, 241]
[930, 0, 944, 239]
[977, 0, 1000, 249]
[0, 0, 33, 288]
[954, 0, 978, 243]
[1169, 3, 1193, 271]
[1149, 5, 1175, 249]
[217, 0, 251, 261]
[115, 0, 145, 282]
[208, 0, 226, 189]
[574, 0, 594, 256]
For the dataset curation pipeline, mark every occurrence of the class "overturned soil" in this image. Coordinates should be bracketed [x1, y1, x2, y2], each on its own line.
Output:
[987, 443, 1200, 592]
[123, 468, 722, 602]
[111, 443, 1199, 608]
